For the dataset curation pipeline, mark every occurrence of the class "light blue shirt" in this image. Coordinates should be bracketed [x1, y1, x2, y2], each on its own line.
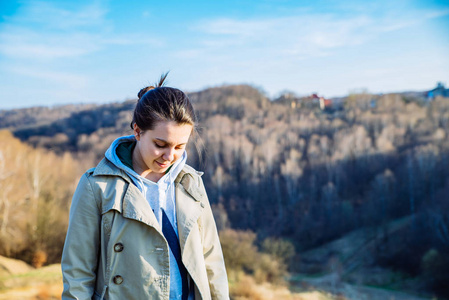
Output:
[105, 135, 187, 299]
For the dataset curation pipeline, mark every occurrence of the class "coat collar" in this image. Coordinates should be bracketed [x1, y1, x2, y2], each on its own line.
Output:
[91, 158, 205, 243]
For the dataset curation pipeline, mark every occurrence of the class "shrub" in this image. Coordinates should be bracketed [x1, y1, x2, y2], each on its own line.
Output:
[229, 275, 264, 300]
[219, 229, 288, 284]
[261, 237, 295, 265]
[32, 250, 47, 268]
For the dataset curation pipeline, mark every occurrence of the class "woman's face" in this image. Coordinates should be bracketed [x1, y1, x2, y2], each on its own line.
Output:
[133, 121, 193, 181]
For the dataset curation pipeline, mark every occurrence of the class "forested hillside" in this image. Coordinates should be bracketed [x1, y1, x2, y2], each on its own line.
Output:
[1, 84, 448, 297]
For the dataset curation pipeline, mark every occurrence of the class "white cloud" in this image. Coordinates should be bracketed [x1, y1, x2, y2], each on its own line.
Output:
[0, 2, 108, 60]
[423, 9, 449, 19]
[10, 66, 88, 88]
[0, 1, 163, 61]
[6, 1, 108, 29]
[101, 35, 165, 47]
[188, 6, 448, 62]
[171, 5, 449, 98]
[0, 28, 100, 59]
[377, 8, 449, 32]
[181, 14, 372, 66]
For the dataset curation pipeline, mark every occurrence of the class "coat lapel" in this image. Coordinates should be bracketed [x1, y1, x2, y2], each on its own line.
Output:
[93, 158, 163, 234]
[122, 181, 163, 234]
[175, 172, 204, 254]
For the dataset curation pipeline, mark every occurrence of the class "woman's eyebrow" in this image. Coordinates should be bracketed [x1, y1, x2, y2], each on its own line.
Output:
[154, 138, 187, 146]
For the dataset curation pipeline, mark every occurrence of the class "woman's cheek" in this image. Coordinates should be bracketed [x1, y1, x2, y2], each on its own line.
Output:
[177, 149, 185, 158]
[153, 150, 163, 157]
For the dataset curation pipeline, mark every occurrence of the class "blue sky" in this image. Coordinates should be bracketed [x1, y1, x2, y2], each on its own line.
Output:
[0, 0, 448, 109]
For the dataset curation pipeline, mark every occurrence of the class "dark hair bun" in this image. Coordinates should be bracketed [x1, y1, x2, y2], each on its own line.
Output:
[137, 86, 155, 100]
[137, 72, 170, 100]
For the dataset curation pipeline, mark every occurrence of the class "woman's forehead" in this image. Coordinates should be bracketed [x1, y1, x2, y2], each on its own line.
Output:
[147, 121, 192, 142]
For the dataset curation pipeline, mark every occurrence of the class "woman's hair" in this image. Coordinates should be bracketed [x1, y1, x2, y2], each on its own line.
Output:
[131, 73, 204, 163]
[130, 73, 197, 131]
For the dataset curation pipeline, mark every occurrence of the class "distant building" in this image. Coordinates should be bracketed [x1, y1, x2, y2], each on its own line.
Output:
[427, 82, 449, 100]
[276, 92, 339, 111]
[310, 93, 320, 105]
[319, 97, 332, 110]
[302, 93, 334, 110]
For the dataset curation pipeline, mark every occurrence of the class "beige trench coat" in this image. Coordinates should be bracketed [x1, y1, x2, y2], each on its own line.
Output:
[61, 158, 229, 300]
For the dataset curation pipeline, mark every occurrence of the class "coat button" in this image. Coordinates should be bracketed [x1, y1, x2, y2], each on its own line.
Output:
[114, 243, 124, 252]
[113, 275, 123, 285]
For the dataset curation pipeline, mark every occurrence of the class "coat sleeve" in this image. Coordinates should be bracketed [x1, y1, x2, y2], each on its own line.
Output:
[61, 173, 101, 300]
[198, 178, 230, 300]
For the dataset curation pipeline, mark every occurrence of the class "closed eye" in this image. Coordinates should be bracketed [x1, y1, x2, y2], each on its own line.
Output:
[155, 142, 166, 148]
[154, 139, 187, 150]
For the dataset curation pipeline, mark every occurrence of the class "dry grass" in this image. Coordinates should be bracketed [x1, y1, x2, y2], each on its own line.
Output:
[0, 255, 34, 277]
[229, 271, 336, 300]
[0, 284, 62, 300]
[0, 256, 61, 300]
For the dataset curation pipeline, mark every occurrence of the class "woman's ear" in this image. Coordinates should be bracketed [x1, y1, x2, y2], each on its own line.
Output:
[133, 124, 142, 141]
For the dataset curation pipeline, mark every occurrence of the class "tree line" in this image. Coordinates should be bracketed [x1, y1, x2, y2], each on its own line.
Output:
[1, 84, 449, 296]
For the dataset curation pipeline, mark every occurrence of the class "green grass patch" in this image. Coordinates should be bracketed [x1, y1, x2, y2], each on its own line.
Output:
[0, 264, 61, 291]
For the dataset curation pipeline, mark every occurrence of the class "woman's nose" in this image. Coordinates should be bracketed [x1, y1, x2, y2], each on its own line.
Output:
[163, 148, 175, 161]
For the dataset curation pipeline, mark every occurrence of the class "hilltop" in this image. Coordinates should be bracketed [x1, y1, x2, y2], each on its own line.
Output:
[1, 84, 449, 298]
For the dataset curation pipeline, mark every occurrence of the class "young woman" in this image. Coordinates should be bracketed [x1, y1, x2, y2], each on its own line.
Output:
[61, 75, 229, 300]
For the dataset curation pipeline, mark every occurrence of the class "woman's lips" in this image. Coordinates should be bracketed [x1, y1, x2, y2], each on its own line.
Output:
[156, 161, 170, 168]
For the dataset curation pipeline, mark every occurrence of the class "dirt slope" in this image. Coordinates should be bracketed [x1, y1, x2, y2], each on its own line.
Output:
[0, 255, 34, 277]
[0, 256, 62, 300]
